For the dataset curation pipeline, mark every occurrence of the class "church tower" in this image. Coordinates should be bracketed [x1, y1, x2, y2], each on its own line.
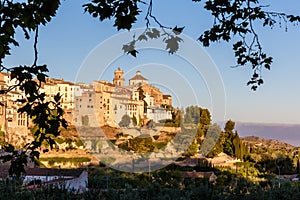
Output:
[113, 67, 125, 86]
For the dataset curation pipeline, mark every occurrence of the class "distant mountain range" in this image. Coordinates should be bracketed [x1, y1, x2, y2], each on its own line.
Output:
[234, 122, 300, 147]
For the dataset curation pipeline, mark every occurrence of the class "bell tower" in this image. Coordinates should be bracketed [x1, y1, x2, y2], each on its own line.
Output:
[113, 67, 125, 86]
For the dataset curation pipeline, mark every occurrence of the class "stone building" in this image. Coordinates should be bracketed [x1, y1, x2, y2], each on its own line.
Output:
[163, 94, 172, 106]
[141, 84, 164, 105]
[113, 67, 125, 86]
[93, 80, 115, 126]
[73, 90, 98, 127]
[0, 72, 29, 145]
[44, 78, 81, 110]
[129, 70, 148, 86]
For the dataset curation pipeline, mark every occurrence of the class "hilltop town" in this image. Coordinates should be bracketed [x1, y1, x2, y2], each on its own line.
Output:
[0, 68, 173, 146]
[1, 69, 300, 198]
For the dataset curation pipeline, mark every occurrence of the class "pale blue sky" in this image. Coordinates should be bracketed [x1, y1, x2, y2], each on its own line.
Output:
[3, 0, 300, 124]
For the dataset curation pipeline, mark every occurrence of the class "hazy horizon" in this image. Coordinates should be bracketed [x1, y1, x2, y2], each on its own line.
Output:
[234, 122, 300, 147]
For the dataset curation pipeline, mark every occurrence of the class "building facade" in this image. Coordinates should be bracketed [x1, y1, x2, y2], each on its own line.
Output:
[0, 67, 174, 142]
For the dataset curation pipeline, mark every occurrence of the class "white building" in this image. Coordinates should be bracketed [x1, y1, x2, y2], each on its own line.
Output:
[73, 90, 98, 127]
[44, 78, 81, 110]
[111, 86, 131, 125]
[24, 168, 88, 193]
[146, 106, 172, 123]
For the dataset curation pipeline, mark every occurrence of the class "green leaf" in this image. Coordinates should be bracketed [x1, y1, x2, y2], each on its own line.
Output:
[172, 26, 185, 35]
[138, 34, 147, 41]
[54, 93, 61, 102]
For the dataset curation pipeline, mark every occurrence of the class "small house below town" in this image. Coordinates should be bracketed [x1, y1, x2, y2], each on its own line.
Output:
[0, 164, 88, 193]
[181, 171, 217, 183]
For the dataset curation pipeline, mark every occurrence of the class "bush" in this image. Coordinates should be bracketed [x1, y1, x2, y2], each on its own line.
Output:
[39, 157, 91, 165]
[75, 139, 84, 147]
[55, 137, 64, 144]
[119, 114, 131, 127]
[154, 142, 167, 149]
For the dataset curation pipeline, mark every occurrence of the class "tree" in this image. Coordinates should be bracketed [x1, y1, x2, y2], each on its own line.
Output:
[183, 141, 198, 157]
[146, 119, 154, 129]
[82, 0, 300, 90]
[0, 126, 5, 147]
[199, 109, 211, 126]
[2, 1, 299, 91]
[184, 106, 201, 124]
[224, 120, 235, 132]
[119, 135, 154, 153]
[223, 138, 234, 156]
[119, 114, 131, 127]
[137, 86, 148, 113]
[221, 120, 248, 159]
[171, 107, 183, 127]
[201, 123, 222, 157]
[132, 115, 137, 126]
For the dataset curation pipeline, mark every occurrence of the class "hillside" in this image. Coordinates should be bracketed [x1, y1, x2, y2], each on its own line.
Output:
[241, 136, 297, 153]
[235, 122, 300, 147]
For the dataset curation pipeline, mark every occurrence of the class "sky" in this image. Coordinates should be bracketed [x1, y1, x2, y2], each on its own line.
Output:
[3, 0, 300, 125]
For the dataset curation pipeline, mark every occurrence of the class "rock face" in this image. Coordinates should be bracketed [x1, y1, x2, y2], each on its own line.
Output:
[5, 127, 32, 147]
